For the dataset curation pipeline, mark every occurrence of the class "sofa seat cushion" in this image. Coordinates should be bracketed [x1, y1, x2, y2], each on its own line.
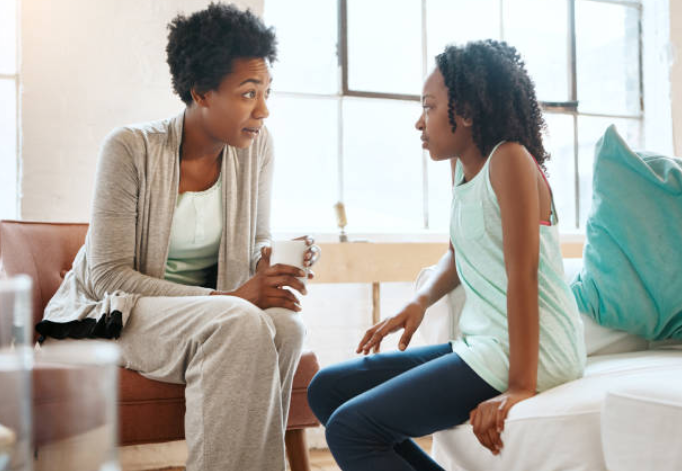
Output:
[431, 350, 682, 471]
[601, 373, 682, 471]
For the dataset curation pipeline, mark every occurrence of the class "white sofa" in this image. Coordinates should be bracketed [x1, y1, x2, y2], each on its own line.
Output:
[416, 258, 682, 471]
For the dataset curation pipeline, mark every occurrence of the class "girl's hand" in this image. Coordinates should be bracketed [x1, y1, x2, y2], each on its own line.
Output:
[356, 300, 426, 355]
[469, 388, 536, 455]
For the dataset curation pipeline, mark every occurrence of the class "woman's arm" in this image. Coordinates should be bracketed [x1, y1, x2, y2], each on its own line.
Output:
[87, 127, 213, 299]
[252, 127, 274, 274]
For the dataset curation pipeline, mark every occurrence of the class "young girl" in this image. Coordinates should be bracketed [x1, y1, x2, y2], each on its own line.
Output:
[307, 40, 586, 471]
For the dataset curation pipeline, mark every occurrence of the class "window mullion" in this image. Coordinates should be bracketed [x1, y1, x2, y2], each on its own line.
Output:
[421, 0, 428, 230]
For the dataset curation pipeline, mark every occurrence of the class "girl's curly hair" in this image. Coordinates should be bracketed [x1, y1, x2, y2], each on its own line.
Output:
[436, 40, 549, 170]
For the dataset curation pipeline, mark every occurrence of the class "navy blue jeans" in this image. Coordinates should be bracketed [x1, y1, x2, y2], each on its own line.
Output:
[307, 343, 500, 471]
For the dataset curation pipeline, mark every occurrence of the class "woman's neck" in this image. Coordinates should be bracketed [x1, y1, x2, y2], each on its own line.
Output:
[180, 107, 224, 163]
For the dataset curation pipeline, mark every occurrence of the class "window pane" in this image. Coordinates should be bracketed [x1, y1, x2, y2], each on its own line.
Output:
[0, 0, 17, 74]
[0, 79, 17, 219]
[426, 0, 501, 65]
[343, 98, 424, 231]
[427, 155, 452, 233]
[503, 0, 569, 103]
[347, 0, 422, 95]
[576, 2, 640, 115]
[544, 113, 577, 232]
[577, 116, 642, 228]
[267, 94, 339, 232]
[264, 0, 338, 94]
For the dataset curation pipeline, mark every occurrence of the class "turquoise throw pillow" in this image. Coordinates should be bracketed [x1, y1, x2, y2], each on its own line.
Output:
[571, 125, 682, 341]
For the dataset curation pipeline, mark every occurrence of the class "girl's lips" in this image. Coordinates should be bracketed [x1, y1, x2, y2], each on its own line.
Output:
[421, 141, 428, 149]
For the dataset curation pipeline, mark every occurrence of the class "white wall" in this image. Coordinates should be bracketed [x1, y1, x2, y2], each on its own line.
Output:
[19, 0, 262, 221]
[670, 0, 682, 155]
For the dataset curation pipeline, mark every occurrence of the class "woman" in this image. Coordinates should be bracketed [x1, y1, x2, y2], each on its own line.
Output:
[37, 4, 319, 471]
[307, 40, 585, 471]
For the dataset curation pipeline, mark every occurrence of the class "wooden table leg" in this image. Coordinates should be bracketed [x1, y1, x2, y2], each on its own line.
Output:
[285, 428, 311, 471]
[372, 282, 381, 325]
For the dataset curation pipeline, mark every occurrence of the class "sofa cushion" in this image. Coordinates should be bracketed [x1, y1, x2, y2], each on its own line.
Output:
[601, 375, 682, 471]
[570, 126, 682, 341]
[431, 350, 682, 471]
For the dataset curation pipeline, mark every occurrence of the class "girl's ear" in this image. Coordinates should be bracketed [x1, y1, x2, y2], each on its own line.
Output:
[462, 117, 473, 127]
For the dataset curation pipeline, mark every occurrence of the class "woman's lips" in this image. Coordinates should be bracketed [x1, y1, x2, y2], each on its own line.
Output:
[243, 127, 261, 137]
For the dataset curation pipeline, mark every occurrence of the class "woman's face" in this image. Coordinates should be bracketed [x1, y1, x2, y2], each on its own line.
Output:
[194, 57, 272, 149]
[415, 68, 472, 161]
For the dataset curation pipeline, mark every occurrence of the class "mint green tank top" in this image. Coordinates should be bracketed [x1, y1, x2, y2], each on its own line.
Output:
[164, 175, 222, 288]
[449, 142, 586, 393]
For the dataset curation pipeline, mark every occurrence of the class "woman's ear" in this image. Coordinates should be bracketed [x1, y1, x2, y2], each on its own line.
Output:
[462, 117, 473, 127]
[190, 87, 209, 107]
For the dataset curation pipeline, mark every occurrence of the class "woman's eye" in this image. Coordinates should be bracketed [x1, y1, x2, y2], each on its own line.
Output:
[243, 90, 257, 99]
[265, 88, 272, 99]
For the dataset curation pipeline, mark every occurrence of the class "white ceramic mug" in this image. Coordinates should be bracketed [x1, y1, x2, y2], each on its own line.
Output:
[270, 240, 309, 285]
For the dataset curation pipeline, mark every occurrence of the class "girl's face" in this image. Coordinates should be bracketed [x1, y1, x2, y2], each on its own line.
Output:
[193, 57, 272, 149]
[415, 68, 472, 161]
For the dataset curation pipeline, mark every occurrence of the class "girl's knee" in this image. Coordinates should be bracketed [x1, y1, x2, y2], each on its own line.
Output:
[324, 403, 363, 446]
[307, 367, 345, 425]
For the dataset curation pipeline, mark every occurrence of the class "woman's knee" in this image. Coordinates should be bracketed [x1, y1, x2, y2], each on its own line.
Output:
[266, 308, 307, 349]
[209, 297, 275, 340]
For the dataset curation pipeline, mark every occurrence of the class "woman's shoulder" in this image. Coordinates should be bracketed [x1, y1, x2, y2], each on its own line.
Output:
[103, 114, 179, 153]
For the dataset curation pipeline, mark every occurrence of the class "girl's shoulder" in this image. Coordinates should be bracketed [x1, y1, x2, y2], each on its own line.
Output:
[487, 141, 537, 189]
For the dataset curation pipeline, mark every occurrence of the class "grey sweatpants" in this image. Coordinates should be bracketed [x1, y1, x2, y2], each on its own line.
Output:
[117, 295, 306, 471]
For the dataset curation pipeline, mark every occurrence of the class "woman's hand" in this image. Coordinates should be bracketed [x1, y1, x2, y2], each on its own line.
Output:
[217, 247, 308, 311]
[469, 388, 536, 455]
[294, 235, 321, 276]
[356, 300, 427, 355]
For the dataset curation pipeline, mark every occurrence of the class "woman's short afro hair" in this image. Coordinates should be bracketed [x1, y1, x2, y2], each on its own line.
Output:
[166, 2, 277, 106]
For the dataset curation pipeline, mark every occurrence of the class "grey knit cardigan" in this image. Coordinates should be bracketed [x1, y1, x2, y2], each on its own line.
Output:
[37, 111, 273, 340]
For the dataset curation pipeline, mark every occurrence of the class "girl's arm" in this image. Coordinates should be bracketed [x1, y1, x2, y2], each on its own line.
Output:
[469, 142, 541, 455]
[493, 143, 540, 393]
[357, 241, 461, 354]
[413, 243, 461, 311]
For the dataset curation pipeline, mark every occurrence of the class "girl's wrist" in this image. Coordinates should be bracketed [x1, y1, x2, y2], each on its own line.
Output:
[413, 294, 430, 311]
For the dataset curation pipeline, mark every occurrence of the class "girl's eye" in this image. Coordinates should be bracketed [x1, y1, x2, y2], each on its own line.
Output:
[243, 90, 257, 99]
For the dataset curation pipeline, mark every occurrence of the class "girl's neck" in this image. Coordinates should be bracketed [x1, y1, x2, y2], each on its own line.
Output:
[456, 142, 486, 184]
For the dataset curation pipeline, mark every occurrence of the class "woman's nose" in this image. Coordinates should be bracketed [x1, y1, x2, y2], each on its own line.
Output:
[255, 96, 269, 119]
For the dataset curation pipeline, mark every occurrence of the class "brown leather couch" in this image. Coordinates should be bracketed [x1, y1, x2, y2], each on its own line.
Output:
[0, 220, 320, 471]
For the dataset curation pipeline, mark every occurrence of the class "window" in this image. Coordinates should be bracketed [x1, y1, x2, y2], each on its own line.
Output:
[0, 0, 19, 220]
[264, 0, 642, 234]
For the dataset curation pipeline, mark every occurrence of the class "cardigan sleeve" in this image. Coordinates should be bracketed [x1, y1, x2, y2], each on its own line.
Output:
[86, 127, 213, 299]
[250, 126, 274, 274]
